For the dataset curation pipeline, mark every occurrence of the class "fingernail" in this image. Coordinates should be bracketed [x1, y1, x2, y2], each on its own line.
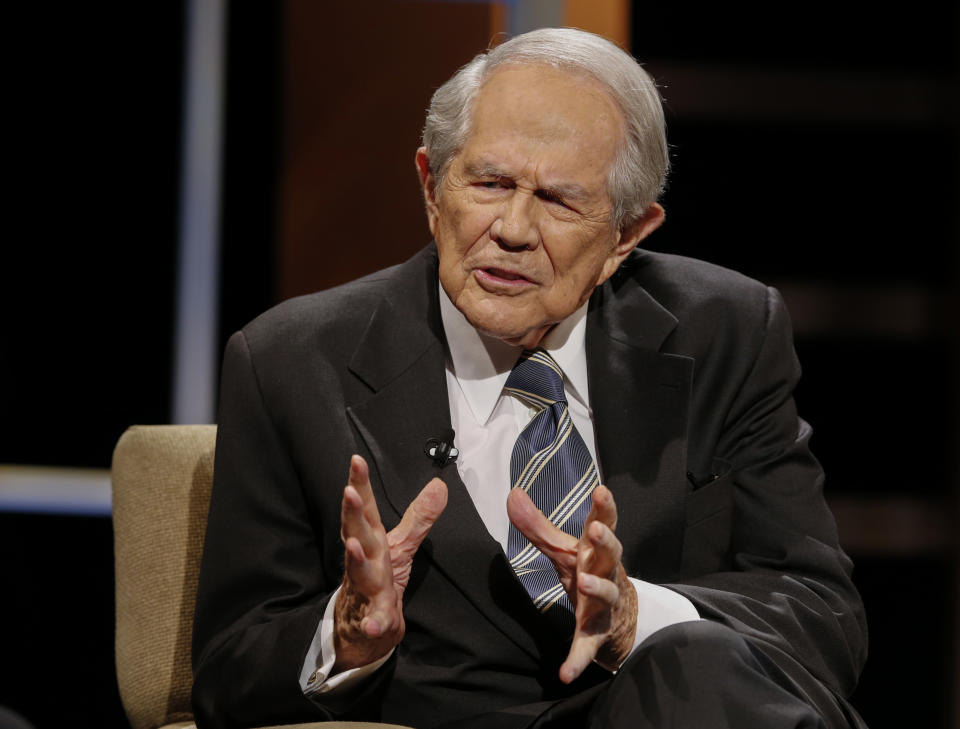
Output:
[351, 455, 366, 477]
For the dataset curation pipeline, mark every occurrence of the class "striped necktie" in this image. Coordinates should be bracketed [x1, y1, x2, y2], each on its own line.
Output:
[505, 349, 599, 628]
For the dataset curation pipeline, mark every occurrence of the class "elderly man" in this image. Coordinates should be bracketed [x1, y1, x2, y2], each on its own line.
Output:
[192, 28, 867, 729]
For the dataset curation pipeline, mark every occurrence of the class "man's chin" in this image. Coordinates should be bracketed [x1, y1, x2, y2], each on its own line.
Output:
[451, 292, 554, 348]
[471, 319, 553, 350]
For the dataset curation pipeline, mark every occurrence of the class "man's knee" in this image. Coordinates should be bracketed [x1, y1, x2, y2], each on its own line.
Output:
[633, 619, 757, 675]
[589, 621, 829, 728]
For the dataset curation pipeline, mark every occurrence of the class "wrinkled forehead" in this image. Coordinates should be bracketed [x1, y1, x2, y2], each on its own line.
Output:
[473, 61, 623, 128]
[458, 64, 624, 180]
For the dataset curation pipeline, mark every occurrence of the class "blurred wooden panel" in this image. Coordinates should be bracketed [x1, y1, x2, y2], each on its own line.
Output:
[279, 1, 637, 299]
[566, 0, 631, 47]
[489, 2, 507, 37]
[280, 1, 493, 299]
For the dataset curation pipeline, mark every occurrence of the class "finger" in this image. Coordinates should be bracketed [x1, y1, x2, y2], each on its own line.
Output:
[361, 614, 386, 638]
[506, 488, 579, 559]
[341, 484, 381, 557]
[343, 534, 382, 594]
[559, 632, 603, 684]
[388, 478, 448, 554]
[577, 571, 620, 606]
[560, 572, 620, 684]
[581, 520, 622, 580]
[343, 527, 387, 584]
[342, 533, 401, 635]
[583, 484, 617, 534]
[579, 487, 620, 579]
[573, 551, 613, 634]
[361, 589, 402, 638]
[344, 535, 366, 566]
[571, 523, 621, 636]
[348, 455, 383, 528]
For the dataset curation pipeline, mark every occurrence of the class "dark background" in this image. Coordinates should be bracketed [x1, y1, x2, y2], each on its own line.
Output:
[1, 2, 957, 727]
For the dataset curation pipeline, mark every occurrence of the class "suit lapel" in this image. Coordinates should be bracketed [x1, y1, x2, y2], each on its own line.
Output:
[587, 259, 694, 581]
[345, 247, 541, 660]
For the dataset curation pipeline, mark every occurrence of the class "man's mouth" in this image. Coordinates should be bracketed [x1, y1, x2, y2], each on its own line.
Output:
[479, 267, 534, 284]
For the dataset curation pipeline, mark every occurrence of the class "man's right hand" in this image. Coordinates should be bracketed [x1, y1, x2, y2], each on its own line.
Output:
[334, 455, 448, 672]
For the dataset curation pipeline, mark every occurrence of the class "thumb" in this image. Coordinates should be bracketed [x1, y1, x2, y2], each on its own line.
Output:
[507, 487, 575, 555]
[388, 478, 448, 554]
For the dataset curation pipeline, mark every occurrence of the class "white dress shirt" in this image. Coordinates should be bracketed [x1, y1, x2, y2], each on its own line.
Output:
[301, 284, 699, 697]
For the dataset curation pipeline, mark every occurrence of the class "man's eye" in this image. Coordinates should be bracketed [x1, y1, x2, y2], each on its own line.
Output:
[536, 190, 568, 208]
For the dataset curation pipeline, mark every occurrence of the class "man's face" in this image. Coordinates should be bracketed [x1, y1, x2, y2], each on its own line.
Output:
[417, 64, 664, 349]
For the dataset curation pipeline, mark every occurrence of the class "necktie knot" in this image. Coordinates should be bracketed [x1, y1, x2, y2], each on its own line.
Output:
[504, 349, 566, 409]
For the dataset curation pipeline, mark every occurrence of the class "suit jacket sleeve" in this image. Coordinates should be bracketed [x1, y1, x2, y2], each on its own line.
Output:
[191, 330, 389, 728]
[665, 285, 867, 699]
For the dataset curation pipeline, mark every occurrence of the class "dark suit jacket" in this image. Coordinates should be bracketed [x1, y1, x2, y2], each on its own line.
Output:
[192, 243, 867, 728]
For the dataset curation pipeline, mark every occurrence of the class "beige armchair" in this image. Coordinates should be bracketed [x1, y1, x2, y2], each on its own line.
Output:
[111, 425, 411, 729]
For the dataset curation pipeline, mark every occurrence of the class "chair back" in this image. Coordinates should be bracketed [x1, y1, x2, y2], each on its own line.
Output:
[112, 425, 217, 729]
[111, 425, 413, 729]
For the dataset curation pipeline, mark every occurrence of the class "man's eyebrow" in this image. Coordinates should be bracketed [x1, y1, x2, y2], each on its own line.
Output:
[463, 160, 508, 178]
[540, 182, 591, 202]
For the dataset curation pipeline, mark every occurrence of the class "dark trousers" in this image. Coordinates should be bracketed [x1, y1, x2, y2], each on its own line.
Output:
[442, 621, 865, 729]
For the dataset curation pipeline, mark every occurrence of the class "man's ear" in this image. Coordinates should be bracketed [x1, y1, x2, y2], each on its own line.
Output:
[597, 202, 666, 284]
[415, 147, 440, 236]
[617, 202, 665, 254]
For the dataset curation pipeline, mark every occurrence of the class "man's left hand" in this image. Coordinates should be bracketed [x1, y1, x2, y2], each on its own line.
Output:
[506, 484, 638, 683]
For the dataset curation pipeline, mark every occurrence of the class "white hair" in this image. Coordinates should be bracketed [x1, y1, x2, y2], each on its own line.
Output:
[422, 27, 669, 230]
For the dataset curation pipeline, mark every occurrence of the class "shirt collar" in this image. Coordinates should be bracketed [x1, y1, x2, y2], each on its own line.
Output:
[439, 282, 591, 425]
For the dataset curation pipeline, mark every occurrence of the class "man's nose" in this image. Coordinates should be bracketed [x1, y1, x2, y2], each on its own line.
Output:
[490, 191, 540, 250]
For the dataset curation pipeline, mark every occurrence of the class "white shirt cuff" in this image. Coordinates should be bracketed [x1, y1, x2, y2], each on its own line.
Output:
[626, 578, 701, 655]
[300, 585, 394, 697]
